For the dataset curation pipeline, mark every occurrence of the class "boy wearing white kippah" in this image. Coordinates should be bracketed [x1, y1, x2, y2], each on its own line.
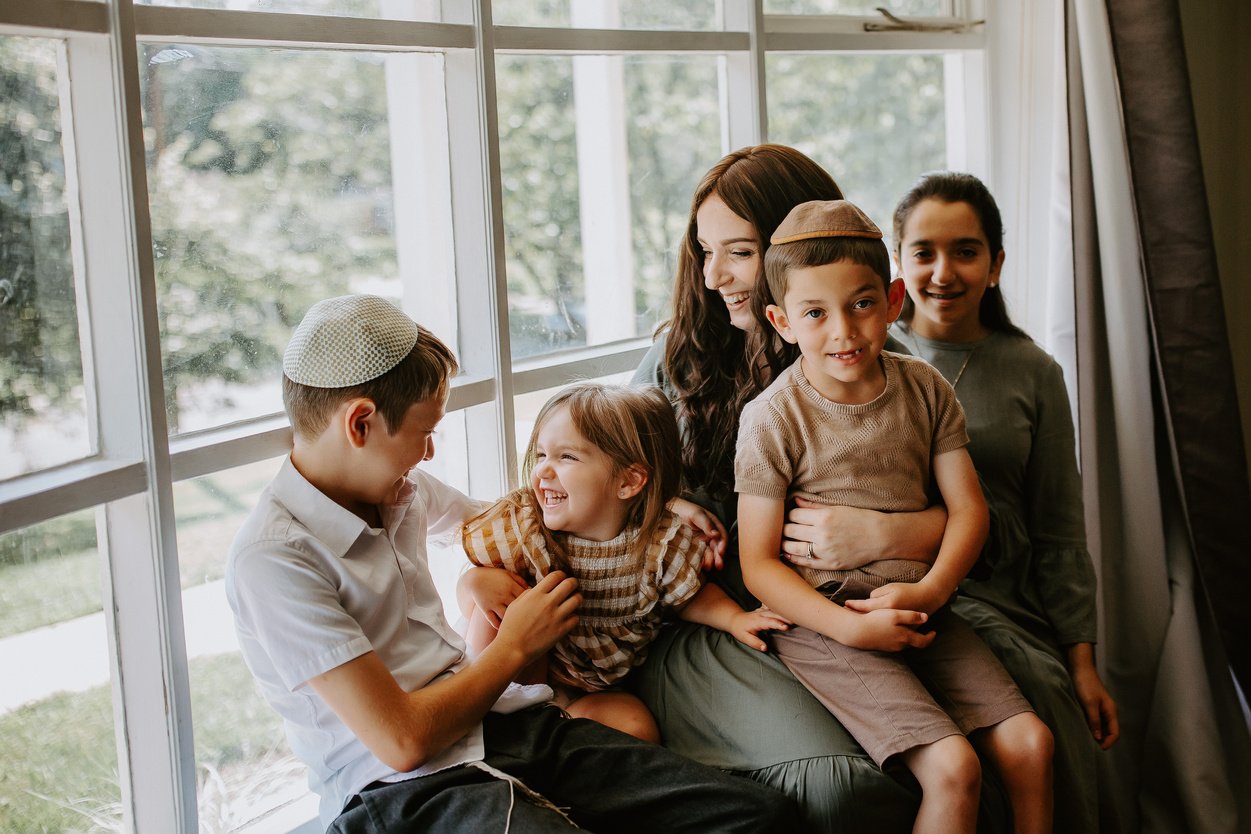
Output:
[226, 294, 799, 833]
[736, 203, 1053, 834]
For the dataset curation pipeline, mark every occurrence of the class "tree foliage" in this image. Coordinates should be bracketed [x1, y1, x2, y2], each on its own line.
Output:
[143, 45, 397, 430]
[3, 6, 947, 438]
[0, 38, 82, 425]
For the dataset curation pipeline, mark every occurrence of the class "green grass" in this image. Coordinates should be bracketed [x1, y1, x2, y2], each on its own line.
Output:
[1, 457, 294, 831]
[0, 547, 103, 639]
[0, 653, 291, 834]
[0, 677, 119, 833]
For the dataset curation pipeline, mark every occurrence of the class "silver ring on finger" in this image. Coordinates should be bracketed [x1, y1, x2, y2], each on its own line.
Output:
[806, 541, 815, 560]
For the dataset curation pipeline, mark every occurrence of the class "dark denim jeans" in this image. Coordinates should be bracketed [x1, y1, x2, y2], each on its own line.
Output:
[329, 704, 800, 833]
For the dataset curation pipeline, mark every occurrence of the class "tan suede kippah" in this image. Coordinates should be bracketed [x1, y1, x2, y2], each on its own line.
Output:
[770, 199, 883, 245]
[283, 294, 419, 388]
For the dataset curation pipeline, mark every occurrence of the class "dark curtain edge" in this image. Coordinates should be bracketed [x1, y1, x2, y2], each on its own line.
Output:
[1103, 0, 1251, 695]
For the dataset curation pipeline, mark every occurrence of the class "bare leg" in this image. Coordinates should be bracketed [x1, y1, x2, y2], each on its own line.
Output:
[973, 713, 1054, 834]
[565, 691, 661, 743]
[463, 604, 496, 657]
[898, 734, 980, 834]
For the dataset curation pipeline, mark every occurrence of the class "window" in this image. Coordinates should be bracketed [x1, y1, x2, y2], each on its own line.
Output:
[0, 36, 90, 478]
[0, 511, 121, 832]
[0, 2, 987, 831]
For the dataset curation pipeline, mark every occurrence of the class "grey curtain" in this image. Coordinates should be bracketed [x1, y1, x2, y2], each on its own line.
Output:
[1066, 1, 1251, 830]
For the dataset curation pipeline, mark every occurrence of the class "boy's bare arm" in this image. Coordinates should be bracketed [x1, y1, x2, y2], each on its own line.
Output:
[309, 571, 579, 773]
[738, 494, 933, 652]
[847, 448, 988, 616]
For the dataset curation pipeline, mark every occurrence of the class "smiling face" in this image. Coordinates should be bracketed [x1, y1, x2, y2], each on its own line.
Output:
[898, 198, 1004, 342]
[529, 404, 639, 541]
[696, 193, 763, 332]
[766, 261, 905, 404]
[367, 393, 445, 507]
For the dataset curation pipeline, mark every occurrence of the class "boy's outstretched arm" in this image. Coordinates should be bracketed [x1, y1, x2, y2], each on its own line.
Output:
[309, 571, 580, 773]
[846, 447, 988, 616]
[678, 582, 791, 651]
[738, 494, 934, 653]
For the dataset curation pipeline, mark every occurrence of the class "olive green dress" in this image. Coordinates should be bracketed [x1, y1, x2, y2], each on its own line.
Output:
[892, 325, 1105, 834]
[629, 334, 1011, 834]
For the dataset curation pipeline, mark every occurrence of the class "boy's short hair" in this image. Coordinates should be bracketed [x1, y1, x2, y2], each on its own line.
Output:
[763, 200, 892, 304]
[281, 294, 458, 440]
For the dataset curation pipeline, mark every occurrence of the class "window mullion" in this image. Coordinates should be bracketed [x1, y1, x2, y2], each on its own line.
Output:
[65, 1, 196, 829]
[722, 0, 765, 150]
[442, 0, 514, 496]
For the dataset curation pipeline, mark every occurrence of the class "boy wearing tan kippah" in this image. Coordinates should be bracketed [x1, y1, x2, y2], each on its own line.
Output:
[736, 202, 1053, 834]
[226, 294, 800, 833]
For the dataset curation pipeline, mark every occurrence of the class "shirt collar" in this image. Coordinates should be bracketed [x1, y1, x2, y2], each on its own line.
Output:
[272, 456, 370, 558]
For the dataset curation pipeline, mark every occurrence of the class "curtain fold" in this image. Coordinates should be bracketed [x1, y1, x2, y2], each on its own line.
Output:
[1065, 1, 1251, 830]
[1101, 0, 1251, 699]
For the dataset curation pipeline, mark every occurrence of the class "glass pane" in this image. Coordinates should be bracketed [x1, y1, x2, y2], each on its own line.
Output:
[765, 0, 948, 14]
[0, 36, 90, 479]
[174, 457, 318, 830]
[0, 511, 122, 832]
[496, 54, 720, 359]
[766, 52, 947, 234]
[135, 0, 440, 23]
[143, 46, 454, 436]
[494, 0, 720, 31]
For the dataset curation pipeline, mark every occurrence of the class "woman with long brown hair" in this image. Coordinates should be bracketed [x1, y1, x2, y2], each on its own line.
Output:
[631, 145, 975, 832]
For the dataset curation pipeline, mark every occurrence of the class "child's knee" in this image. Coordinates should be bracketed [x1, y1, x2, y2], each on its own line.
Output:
[568, 693, 661, 744]
[912, 735, 981, 793]
[994, 713, 1054, 777]
[1014, 715, 1054, 770]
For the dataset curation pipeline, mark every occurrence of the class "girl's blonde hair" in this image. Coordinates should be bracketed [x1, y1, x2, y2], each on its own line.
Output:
[523, 382, 682, 565]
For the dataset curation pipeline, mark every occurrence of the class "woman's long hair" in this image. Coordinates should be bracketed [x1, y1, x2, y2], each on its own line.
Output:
[663, 144, 842, 499]
[891, 171, 1029, 340]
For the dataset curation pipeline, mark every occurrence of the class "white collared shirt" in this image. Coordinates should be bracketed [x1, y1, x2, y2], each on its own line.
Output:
[226, 457, 492, 828]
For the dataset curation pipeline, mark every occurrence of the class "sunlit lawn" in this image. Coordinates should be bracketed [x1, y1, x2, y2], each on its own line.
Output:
[0, 653, 291, 834]
[1, 458, 295, 832]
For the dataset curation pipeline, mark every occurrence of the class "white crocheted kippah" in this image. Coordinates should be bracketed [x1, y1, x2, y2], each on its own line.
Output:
[283, 294, 419, 388]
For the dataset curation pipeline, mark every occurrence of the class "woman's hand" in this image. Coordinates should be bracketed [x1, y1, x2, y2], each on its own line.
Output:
[782, 498, 946, 570]
[671, 497, 728, 570]
[458, 567, 530, 629]
[1068, 643, 1120, 749]
[726, 606, 792, 651]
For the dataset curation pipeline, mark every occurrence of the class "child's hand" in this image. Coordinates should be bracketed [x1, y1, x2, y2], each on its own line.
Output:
[671, 497, 728, 570]
[843, 581, 947, 616]
[496, 571, 582, 664]
[727, 605, 791, 651]
[462, 567, 530, 629]
[839, 608, 935, 652]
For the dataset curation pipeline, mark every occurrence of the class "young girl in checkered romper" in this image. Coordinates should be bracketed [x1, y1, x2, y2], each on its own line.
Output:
[460, 382, 788, 742]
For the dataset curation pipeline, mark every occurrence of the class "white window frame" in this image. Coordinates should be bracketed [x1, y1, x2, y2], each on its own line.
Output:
[0, 2, 992, 831]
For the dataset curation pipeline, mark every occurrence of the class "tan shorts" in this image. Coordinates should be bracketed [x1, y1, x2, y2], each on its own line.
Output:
[772, 606, 1033, 765]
